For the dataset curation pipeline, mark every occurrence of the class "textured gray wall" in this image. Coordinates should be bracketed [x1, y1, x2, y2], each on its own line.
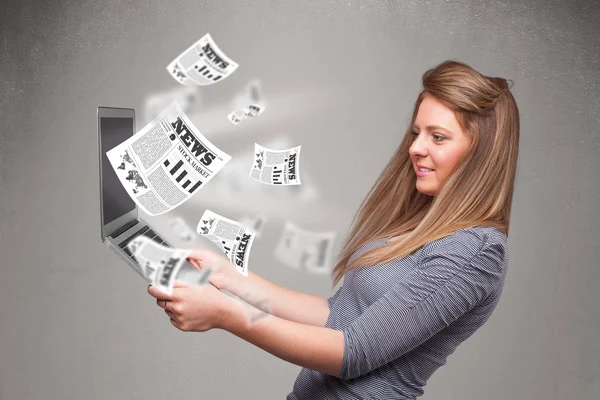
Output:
[1, 0, 599, 399]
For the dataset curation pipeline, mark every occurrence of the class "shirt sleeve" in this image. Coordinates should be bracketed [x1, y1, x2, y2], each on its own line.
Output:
[336, 234, 505, 380]
[327, 286, 343, 310]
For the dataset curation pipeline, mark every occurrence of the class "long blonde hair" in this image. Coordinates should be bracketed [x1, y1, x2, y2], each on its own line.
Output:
[331, 60, 520, 287]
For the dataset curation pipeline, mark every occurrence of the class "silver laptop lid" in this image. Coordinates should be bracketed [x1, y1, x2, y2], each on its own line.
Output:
[97, 107, 138, 239]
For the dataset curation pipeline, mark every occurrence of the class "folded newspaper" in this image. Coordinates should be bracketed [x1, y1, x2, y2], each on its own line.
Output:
[196, 209, 256, 277]
[167, 33, 239, 86]
[106, 101, 231, 216]
[127, 236, 212, 295]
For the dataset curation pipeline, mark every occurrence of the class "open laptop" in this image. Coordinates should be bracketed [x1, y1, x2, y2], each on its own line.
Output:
[97, 106, 208, 285]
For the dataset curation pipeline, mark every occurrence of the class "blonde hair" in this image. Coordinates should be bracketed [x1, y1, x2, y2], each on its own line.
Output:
[331, 60, 520, 287]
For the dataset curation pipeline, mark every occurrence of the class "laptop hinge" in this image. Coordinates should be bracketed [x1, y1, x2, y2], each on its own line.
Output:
[110, 219, 140, 239]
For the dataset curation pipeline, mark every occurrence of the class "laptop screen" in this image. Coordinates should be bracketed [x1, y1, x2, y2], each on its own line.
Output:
[100, 117, 136, 226]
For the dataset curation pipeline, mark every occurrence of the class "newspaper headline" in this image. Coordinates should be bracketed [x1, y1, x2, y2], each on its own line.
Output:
[167, 33, 239, 86]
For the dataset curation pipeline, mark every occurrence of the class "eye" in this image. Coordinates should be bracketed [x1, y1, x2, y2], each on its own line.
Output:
[409, 131, 445, 142]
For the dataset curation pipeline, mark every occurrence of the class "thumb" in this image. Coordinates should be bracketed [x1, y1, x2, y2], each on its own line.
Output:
[188, 258, 202, 270]
[187, 248, 210, 268]
[187, 248, 211, 262]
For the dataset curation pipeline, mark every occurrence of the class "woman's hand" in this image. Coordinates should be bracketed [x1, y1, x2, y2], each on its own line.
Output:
[147, 279, 234, 332]
[186, 248, 241, 291]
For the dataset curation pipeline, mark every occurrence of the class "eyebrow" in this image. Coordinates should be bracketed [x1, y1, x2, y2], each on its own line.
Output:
[411, 124, 454, 134]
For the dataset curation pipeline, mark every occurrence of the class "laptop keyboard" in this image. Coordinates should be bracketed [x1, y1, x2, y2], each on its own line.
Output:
[118, 225, 170, 258]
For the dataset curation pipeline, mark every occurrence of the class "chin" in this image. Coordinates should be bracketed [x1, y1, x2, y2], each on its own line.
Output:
[416, 185, 437, 197]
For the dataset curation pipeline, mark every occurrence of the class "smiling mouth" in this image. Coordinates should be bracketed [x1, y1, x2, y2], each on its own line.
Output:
[416, 167, 435, 177]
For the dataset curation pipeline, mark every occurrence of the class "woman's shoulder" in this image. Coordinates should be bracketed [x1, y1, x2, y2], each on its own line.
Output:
[453, 226, 507, 245]
[348, 236, 389, 263]
[421, 226, 508, 263]
[349, 226, 507, 265]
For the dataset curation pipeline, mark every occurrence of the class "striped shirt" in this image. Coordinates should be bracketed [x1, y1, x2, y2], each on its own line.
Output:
[287, 226, 508, 400]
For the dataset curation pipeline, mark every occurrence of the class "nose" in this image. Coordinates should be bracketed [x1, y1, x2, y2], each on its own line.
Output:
[409, 134, 427, 159]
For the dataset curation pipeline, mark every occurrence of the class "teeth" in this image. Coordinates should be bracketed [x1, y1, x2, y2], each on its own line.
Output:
[419, 168, 433, 172]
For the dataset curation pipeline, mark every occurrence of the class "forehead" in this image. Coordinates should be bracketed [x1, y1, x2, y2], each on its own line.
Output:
[414, 96, 463, 133]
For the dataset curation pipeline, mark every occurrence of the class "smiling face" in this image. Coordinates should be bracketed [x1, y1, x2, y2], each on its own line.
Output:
[409, 95, 472, 197]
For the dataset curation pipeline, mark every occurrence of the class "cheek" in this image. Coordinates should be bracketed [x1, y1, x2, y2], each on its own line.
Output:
[434, 153, 464, 181]
[435, 150, 461, 171]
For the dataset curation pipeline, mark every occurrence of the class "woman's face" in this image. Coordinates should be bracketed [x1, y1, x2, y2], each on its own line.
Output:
[409, 95, 471, 197]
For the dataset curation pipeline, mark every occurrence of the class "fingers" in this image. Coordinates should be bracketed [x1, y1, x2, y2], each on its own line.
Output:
[149, 287, 181, 329]
[187, 248, 210, 263]
[147, 285, 172, 301]
[169, 318, 181, 330]
[157, 298, 177, 320]
[164, 306, 176, 319]
[172, 279, 189, 289]
[156, 299, 167, 309]
[189, 258, 201, 270]
[162, 299, 178, 315]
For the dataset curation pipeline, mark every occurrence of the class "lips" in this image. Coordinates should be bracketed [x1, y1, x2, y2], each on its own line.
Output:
[416, 165, 434, 171]
[416, 168, 434, 177]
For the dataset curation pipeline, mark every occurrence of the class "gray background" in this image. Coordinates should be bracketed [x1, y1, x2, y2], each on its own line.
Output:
[1, 0, 599, 399]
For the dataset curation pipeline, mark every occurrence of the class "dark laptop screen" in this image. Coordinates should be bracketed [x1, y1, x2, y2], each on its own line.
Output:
[100, 117, 136, 225]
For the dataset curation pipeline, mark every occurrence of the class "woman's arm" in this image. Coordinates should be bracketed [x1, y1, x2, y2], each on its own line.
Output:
[223, 298, 344, 376]
[226, 270, 332, 328]
[148, 279, 344, 376]
[337, 239, 505, 379]
[187, 249, 332, 327]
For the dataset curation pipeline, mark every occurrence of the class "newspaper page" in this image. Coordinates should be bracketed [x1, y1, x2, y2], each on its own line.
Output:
[273, 221, 337, 274]
[249, 143, 301, 185]
[106, 101, 231, 216]
[227, 104, 265, 125]
[167, 33, 239, 86]
[196, 209, 256, 277]
[127, 237, 193, 295]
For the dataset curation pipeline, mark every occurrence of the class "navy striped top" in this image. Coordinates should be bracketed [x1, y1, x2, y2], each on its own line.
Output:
[287, 226, 508, 400]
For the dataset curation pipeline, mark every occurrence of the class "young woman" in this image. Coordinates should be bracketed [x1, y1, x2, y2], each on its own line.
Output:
[148, 59, 520, 399]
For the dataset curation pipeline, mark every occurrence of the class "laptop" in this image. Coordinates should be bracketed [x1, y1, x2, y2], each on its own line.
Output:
[97, 106, 208, 285]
